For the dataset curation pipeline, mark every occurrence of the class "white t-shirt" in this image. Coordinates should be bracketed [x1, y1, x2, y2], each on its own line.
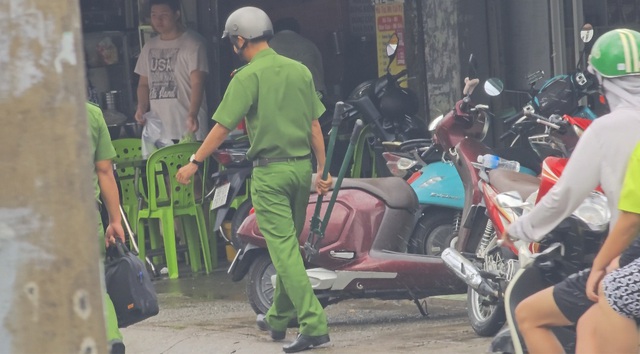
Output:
[135, 29, 209, 140]
[508, 108, 640, 242]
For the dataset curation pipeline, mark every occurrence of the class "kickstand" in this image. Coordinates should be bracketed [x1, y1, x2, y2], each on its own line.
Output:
[413, 298, 429, 317]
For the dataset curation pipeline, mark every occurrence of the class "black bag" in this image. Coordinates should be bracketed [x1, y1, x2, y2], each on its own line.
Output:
[533, 75, 579, 117]
[105, 240, 159, 328]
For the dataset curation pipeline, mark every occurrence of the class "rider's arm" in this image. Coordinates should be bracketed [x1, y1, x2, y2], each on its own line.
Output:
[507, 123, 604, 243]
[593, 144, 640, 271]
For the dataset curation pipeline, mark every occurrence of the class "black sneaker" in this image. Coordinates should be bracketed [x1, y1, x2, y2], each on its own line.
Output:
[109, 340, 126, 354]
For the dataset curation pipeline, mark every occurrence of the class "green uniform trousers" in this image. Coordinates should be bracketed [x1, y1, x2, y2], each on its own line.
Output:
[251, 159, 328, 336]
[98, 221, 124, 342]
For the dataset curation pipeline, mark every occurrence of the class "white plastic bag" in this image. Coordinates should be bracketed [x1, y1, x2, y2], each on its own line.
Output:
[141, 112, 173, 158]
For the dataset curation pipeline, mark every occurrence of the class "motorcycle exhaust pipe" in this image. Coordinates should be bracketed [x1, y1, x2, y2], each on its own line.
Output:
[441, 247, 500, 298]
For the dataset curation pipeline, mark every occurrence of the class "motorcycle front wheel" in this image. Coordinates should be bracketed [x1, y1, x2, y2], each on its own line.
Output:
[467, 287, 506, 337]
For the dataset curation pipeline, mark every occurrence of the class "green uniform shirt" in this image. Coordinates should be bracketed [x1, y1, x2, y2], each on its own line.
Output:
[87, 102, 117, 201]
[620, 142, 640, 214]
[213, 48, 325, 161]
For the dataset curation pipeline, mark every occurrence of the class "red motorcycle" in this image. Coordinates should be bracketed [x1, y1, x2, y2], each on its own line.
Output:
[439, 89, 609, 336]
[228, 109, 467, 316]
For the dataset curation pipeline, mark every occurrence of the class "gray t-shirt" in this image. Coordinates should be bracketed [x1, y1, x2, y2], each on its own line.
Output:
[269, 30, 326, 94]
[508, 108, 640, 242]
[135, 29, 209, 140]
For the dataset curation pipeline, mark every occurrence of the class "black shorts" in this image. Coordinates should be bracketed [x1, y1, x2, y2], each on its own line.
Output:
[552, 237, 640, 323]
[619, 236, 640, 268]
[552, 268, 594, 323]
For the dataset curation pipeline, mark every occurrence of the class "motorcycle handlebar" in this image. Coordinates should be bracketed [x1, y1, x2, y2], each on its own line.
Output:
[525, 111, 565, 131]
[459, 96, 472, 114]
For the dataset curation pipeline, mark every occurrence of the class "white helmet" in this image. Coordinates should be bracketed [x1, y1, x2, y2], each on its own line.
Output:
[222, 7, 273, 40]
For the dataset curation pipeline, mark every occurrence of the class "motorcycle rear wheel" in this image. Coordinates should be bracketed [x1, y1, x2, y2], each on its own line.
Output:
[467, 287, 506, 337]
[408, 210, 455, 256]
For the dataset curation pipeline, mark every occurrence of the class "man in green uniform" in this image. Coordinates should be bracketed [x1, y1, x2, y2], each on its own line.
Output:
[87, 102, 127, 353]
[176, 6, 332, 353]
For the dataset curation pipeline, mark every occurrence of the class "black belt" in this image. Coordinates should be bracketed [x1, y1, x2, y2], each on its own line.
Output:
[252, 154, 311, 167]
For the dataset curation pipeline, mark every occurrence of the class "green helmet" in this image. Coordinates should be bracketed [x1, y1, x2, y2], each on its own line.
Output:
[222, 7, 273, 40]
[589, 28, 640, 78]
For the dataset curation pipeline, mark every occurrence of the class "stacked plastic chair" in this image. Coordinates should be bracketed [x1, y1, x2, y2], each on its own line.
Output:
[136, 142, 214, 279]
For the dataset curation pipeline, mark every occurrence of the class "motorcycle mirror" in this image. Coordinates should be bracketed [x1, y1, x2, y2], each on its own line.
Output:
[580, 23, 594, 43]
[484, 78, 504, 97]
[495, 191, 530, 209]
[386, 33, 400, 69]
[576, 23, 594, 70]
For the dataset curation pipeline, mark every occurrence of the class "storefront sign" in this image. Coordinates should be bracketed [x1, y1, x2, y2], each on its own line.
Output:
[375, 0, 406, 78]
[349, 0, 376, 37]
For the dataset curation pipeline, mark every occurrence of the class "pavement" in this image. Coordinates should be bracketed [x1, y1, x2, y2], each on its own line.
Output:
[121, 269, 492, 354]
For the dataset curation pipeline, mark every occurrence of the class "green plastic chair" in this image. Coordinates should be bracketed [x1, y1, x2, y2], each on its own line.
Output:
[136, 143, 214, 279]
[111, 139, 144, 238]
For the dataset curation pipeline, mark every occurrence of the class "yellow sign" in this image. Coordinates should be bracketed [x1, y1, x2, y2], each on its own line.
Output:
[375, 1, 406, 78]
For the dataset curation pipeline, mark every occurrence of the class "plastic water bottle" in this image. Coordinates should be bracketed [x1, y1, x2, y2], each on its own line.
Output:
[477, 154, 520, 171]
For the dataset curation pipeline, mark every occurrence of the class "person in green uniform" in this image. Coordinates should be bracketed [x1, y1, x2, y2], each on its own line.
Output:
[175, 6, 332, 353]
[86, 102, 127, 354]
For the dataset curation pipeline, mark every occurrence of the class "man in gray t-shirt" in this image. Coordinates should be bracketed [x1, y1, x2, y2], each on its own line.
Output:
[135, 0, 209, 141]
[269, 17, 326, 96]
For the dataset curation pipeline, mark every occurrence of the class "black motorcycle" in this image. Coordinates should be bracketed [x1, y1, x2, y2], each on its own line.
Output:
[205, 133, 252, 252]
[338, 33, 427, 178]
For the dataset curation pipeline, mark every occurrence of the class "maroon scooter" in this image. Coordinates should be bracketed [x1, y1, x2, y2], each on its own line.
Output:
[228, 109, 466, 316]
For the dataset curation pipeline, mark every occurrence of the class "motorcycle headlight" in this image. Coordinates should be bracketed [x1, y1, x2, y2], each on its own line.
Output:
[572, 192, 610, 232]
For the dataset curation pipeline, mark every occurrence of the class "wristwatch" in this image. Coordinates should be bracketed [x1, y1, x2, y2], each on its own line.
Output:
[189, 154, 204, 168]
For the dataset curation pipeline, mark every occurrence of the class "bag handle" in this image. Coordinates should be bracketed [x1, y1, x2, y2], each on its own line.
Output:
[107, 239, 130, 260]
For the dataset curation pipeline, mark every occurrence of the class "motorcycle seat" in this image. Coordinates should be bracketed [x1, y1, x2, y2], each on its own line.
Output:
[311, 174, 418, 210]
[488, 169, 540, 200]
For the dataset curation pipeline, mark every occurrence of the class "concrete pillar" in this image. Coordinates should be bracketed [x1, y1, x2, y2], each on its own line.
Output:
[0, 0, 107, 353]
[421, 0, 461, 120]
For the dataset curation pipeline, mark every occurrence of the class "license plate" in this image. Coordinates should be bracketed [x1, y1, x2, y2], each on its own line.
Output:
[210, 182, 230, 210]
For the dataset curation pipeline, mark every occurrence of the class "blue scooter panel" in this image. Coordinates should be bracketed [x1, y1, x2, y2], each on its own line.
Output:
[411, 162, 538, 210]
[411, 162, 465, 209]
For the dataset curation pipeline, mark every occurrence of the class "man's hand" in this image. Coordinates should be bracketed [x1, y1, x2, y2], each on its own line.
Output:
[316, 172, 332, 195]
[176, 163, 199, 185]
[135, 109, 146, 125]
[586, 267, 606, 302]
[186, 114, 199, 133]
[104, 222, 125, 248]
